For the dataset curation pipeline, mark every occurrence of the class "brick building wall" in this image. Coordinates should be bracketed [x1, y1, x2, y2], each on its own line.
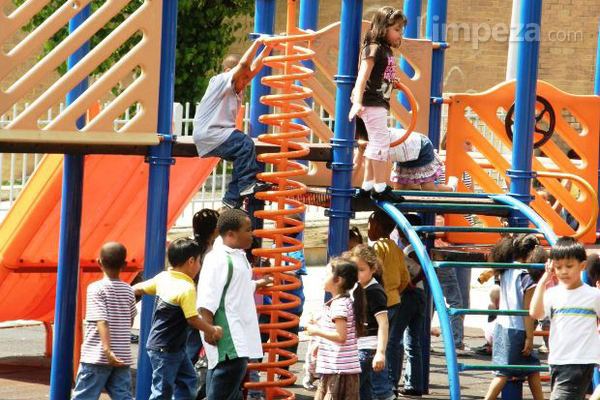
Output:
[234, 0, 599, 95]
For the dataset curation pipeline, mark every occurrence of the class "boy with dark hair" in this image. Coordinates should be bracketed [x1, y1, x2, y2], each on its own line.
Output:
[586, 253, 600, 288]
[197, 209, 272, 400]
[368, 209, 410, 398]
[72, 242, 136, 400]
[530, 236, 600, 400]
[193, 38, 274, 209]
[134, 238, 222, 400]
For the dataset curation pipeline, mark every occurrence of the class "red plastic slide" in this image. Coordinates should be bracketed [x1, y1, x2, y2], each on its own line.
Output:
[0, 154, 218, 322]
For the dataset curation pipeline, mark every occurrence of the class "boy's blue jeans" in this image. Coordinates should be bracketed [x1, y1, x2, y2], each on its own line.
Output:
[386, 289, 426, 393]
[206, 356, 249, 400]
[397, 288, 426, 393]
[359, 349, 395, 400]
[72, 363, 132, 400]
[204, 130, 261, 208]
[147, 348, 198, 400]
[436, 267, 464, 348]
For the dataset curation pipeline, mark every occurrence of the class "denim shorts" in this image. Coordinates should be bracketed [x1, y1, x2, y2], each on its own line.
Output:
[492, 325, 540, 378]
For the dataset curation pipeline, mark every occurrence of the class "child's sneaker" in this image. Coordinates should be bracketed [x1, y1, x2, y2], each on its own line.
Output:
[240, 181, 273, 197]
[302, 375, 318, 391]
[447, 176, 459, 192]
[371, 185, 405, 203]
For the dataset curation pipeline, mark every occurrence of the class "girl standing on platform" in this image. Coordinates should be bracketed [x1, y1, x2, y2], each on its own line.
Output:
[349, 6, 406, 202]
[306, 258, 366, 400]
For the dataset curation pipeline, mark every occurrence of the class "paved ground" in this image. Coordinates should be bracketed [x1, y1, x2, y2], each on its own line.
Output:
[0, 265, 552, 399]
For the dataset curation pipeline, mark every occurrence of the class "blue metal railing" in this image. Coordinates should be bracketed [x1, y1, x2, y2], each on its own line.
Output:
[377, 200, 461, 400]
[377, 192, 559, 400]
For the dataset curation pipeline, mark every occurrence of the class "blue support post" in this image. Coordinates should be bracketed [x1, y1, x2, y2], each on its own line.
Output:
[327, 0, 363, 258]
[422, 1, 448, 393]
[48, 6, 90, 400]
[506, 0, 543, 229]
[249, 0, 276, 138]
[293, 0, 319, 245]
[425, 0, 448, 150]
[595, 21, 600, 236]
[503, 2, 543, 398]
[398, 0, 421, 111]
[247, 0, 276, 232]
[595, 21, 600, 96]
[299, 0, 318, 111]
[135, 1, 178, 398]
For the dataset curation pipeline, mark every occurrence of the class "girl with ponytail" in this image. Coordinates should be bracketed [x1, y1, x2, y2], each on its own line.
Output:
[307, 258, 366, 400]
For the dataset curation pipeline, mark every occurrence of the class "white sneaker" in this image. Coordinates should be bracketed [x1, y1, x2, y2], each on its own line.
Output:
[302, 375, 318, 391]
[447, 176, 459, 192]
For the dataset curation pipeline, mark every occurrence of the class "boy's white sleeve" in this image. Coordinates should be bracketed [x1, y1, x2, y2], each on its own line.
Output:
[197, 251, 228, 314]
[595, 289, 600, 317]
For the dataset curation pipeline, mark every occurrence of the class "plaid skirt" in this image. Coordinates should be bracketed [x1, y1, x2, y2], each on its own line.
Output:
[314, 373, 360, 400]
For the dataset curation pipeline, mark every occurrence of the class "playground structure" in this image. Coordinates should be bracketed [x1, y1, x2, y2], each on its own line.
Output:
[0, 1, 599, 400]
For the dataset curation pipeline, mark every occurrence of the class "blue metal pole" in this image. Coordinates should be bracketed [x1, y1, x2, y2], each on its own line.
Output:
[422, 1, 448, 392]
[299, 0, 318, 111]
[293, 0, 319, 246]
[327, 0, 363, 259]
[506, 0, 542, 228]
[424, 0, 448, 150]
[398, 0, 422, 111]
[48, 6, 90, 400]
[503, 2, 543, 398]
[595, 21, 600, 95]
[594, 21, 600, 236]
[135, 1, 178, 399]
[247, 0, 275, 233]
[249, 0, 276, 138]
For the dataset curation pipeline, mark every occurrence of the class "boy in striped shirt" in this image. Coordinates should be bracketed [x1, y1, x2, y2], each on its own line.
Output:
[72, 242, 136, 400]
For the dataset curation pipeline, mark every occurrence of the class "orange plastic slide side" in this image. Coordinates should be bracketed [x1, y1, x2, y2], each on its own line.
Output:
[0, 154, 218, 322]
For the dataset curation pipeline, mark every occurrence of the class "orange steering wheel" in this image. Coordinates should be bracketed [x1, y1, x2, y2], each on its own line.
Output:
[390, 80, 418, 148]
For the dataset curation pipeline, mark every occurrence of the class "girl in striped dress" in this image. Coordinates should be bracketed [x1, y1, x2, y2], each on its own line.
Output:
[306, 258, 366, 400]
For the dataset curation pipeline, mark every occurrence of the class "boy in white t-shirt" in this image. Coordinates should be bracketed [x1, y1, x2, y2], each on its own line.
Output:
[530, 236, 600, 400]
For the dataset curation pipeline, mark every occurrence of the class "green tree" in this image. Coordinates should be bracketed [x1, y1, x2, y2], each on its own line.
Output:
[16, 0, 254, 105]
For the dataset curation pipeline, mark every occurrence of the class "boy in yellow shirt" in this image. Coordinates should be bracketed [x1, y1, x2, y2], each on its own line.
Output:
[368, 209, 410, 397]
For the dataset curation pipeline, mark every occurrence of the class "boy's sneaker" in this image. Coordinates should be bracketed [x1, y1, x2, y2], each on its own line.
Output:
[221, 198, 240, 210]
[398, 388, 423, 397]
[371, 186, 405, 203]
[447, 176, 459, 192]
[240, 182, 273, 197]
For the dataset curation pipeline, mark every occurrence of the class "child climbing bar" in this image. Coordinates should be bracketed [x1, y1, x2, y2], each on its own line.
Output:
[348, 6, 406, 202]
[193, 37, 274, 209]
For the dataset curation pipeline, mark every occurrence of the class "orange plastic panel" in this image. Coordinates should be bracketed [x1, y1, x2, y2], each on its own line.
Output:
[445, 80, 600, 244]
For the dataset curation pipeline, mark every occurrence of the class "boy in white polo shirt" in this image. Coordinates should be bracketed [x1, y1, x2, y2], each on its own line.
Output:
[197, 209, 272, 399]
[530, 236, 600, 400]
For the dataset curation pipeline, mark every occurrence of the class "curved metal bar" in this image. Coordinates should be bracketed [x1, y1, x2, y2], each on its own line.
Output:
[377, 201, 461, 400]
[491, 194, 558, 245]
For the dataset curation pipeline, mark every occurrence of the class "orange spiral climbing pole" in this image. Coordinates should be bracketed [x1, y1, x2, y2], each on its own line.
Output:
[248, 1, 316, 399]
